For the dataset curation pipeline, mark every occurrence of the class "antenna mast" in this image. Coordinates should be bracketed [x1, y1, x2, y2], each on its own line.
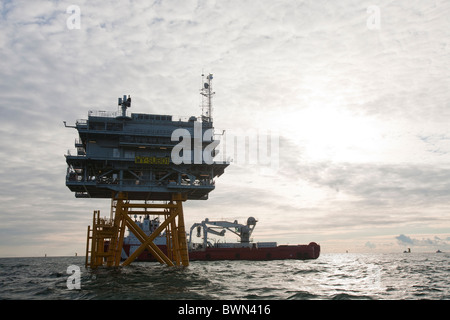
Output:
[200, 73, 215, 123]
[118, 94, 131, 117]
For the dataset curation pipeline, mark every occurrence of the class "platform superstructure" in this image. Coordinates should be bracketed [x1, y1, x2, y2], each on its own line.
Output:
[65, 97, 226, 200]
[64, 74, 229, 268]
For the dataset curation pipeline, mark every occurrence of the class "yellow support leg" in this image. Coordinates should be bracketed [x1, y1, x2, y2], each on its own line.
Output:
[121, 207, 179, 266]
[85, 193, 190, 268]
[173, 195, 189, 267]
[122, 213, 174, 266]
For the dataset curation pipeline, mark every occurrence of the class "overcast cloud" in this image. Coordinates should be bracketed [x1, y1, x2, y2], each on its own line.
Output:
[0, 0, 449, 256]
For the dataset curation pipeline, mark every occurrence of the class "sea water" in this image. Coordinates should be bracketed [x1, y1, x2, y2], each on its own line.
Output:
[0, 253, 448, 300]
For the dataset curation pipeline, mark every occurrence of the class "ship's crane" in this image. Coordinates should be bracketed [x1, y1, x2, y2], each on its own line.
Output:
[188, 217, 257, 249]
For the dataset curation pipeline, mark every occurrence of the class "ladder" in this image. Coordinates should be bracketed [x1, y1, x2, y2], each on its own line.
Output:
[85, 208, 125, 268]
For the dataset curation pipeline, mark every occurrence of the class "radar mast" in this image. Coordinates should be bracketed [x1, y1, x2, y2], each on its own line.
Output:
[200, 73, 215, 123]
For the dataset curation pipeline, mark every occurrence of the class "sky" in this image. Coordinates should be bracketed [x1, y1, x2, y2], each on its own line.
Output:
[0, 0, 449, 257]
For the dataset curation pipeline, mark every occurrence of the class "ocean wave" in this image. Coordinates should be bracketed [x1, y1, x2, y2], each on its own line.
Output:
[0, 253, 448, 300]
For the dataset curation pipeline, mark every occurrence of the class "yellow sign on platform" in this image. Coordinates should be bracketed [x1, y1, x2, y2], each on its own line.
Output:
[135, 156, 170, 165]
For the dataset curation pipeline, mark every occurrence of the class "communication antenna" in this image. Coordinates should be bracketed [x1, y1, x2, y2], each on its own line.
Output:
[118, 94, 131, 117]
[200, 73, 215, 123]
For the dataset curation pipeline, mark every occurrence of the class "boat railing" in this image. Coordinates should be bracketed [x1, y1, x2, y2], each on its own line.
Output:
[88, 110, 122, 118]
[66, 175, 215, 188]
[65, 149, 86, 157]
[76, 119, 87, 126]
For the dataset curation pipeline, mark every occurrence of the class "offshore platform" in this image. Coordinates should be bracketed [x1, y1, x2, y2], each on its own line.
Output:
[64, 74, 228, 268]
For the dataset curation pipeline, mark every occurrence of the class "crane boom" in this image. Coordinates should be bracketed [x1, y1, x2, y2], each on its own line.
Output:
[188, 217, 257, 249]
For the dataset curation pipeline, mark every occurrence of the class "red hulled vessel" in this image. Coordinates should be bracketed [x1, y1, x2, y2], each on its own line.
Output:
[120, 216, 320, 262]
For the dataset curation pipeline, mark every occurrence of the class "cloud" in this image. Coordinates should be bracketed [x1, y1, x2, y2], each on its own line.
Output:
[1, 0, 450, 255]
[279, 136, 450, 207]
[365, 241, 376, 249]
[396, 234, 414, 245]
[396, 234, 450, 247]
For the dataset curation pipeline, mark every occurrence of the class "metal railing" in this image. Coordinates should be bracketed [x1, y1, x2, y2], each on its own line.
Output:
[65, 149, 86, 157]
[66, 175, 215, 187]
[88, 110, 122, 118]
